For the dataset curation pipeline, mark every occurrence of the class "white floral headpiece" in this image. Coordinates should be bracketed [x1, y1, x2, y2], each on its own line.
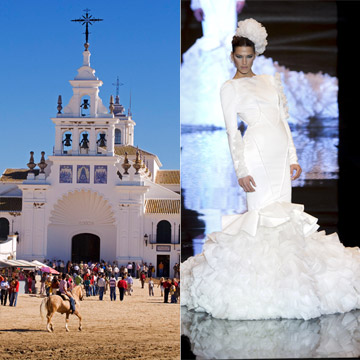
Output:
[235, 18, 268, 55]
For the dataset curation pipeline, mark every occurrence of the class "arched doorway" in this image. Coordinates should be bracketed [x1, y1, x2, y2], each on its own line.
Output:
[0, 218, 10, 240]
[156, 220, 171, 244]
[71, 233, 100, 263]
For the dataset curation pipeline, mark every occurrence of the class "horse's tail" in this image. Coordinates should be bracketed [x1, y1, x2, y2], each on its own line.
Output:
[40, 297, 48, 320]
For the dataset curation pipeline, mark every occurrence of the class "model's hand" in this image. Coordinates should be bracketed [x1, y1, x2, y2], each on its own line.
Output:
[238, 175, 256, 192]
[193, 8, 204, 22]
[290, 164, 302, 180]
[236, 0, 246, 13]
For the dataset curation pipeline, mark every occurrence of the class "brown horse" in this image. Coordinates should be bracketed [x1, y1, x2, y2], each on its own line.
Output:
[40, 285, 83, 332]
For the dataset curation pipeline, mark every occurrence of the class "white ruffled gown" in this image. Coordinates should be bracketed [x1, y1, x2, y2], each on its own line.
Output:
[181, 73, 360, 320]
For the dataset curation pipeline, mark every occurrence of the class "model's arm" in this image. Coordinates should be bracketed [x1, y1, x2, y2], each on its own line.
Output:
[274, 73, 302, 180]
[220, 81, 252, 181]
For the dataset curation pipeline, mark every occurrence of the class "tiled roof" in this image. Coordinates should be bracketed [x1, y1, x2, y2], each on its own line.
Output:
[114, 145, 155, 157]
[0, 197, 22, 211]
[155, 170, 180, 185]
[0, 169, 39, 183]
[145, 199, 180, 214]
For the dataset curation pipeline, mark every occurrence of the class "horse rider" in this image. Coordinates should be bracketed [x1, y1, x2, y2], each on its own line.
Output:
[59, 273, 76, 313]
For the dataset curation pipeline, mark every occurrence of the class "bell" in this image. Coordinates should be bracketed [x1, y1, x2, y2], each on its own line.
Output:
[81, 99, 89, 109]
[97, 133, 106, 147]
[80, 133, 89, 149]
[63, 134, 72, 147]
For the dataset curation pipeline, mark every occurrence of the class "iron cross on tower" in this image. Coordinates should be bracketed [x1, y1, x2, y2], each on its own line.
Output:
[112, 76, 124, 98]
[71, 8, 103, 50]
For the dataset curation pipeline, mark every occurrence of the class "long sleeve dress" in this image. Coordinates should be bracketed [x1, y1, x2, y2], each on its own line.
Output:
[181, 73, 360, 320]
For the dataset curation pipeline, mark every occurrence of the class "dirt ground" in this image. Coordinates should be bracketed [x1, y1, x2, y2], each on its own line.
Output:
[0, 279, 180, 360]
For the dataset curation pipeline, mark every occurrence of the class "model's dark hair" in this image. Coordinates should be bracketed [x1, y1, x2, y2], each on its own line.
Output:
[232, 36, 255, 53]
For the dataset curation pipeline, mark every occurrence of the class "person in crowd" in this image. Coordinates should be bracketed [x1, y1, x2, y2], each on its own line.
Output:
[158, 262, 164, 277]
[73, 263, 80, 275]
[114, 265, 120, 280]
[109, 274, 117, 301]
[158, 277, 165, 297]
[97, 273, 106, 301]
[27, 273, 33, 294]
[104, 273, 110, 295]
[45, 274, 52, 297]
[74, 272, 82, 286]
[31, 273, 36, 294]
[106, 264, 113, 278]
[0, 276, 9, 306]
[173, 263, 180, 279]
[176, 280, 180, 303]
[148, 276, 155, 297]
[163, 279, 172, 303]
[126, 274, 134, 296]
[9, 276, 19, 306]
[84, 275, 91, 297]
[66, 260, 71, 274]
[140, 270, 146, 289]
[93, 273, 98, 296]
[132, 262, 136, 277]
[40, 273, 47, 295]
[127, 262, 133, 277]
[117, 276, 128, 301]
[170, 282, 177, 304]
[136, 263, 140, 278]
[51, 275, 60, 295]
[148, 263, 152, 277]
[65, 274, 73, 291]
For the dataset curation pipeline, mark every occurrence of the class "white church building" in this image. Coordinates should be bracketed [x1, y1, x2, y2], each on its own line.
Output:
[0, 45, 180, 278]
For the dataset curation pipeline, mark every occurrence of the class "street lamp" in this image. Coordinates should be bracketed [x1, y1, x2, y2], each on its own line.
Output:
[144, 234, 148, 247]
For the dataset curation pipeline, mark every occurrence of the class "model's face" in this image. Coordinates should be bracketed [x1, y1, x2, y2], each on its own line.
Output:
[232, 46, 255, 75]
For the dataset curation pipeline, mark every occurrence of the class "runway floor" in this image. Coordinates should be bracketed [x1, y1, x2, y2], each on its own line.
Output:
[181, 306, 360, 359]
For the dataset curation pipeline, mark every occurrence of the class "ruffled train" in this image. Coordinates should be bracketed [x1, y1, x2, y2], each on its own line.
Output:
[181, 202, 360, 320]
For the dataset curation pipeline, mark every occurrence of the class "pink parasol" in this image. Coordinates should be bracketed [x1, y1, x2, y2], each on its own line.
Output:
[40, 266, 59, 274]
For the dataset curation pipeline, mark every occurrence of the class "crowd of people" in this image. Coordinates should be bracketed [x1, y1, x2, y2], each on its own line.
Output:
[42, 259, 181, 280]
[0, 274, 20, 306]
[0, 260, 180, 306]
[38, 259, 180, 304]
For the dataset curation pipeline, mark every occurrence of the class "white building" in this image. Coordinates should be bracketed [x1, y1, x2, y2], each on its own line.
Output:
[0, 46, 180, 278]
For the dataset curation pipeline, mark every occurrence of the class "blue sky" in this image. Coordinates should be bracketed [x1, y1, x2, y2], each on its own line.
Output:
[0, 1, 180, 171]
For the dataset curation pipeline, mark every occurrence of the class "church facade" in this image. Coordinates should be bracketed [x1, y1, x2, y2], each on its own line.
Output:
[0, 46, 180, 277]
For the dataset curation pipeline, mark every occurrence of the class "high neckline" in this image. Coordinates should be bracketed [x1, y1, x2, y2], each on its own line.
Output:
[231, 74, 260, 81]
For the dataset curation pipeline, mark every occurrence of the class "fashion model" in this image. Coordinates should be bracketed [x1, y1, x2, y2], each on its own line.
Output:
[181, 19, 360, 321]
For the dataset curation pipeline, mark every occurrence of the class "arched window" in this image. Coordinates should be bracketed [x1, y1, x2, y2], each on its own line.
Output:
[0, 218, 10, 240]
[115, 129, 121, 145]
[156, 220, 171, 244]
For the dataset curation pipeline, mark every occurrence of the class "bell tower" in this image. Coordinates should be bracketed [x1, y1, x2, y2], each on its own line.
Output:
[52, 9, 117, 157]
[112, 89, 136, 147]
[52, 48, 117, 156]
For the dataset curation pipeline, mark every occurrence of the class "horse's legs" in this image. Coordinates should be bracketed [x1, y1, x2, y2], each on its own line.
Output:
[47, 312, 54, 332]
[74, 310, 82, 331]
[65, 312, 70, 332]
